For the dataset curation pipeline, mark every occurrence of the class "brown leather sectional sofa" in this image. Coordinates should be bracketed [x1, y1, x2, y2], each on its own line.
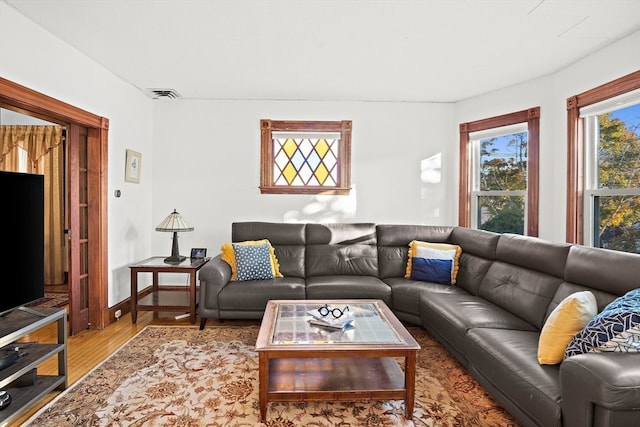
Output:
[198, 222, 640, 427]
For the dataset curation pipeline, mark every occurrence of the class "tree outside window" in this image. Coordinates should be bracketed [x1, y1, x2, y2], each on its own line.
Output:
[477, 131, 528, 234]
[567, 70, 640, 253]
[585, 104, 640, 253]
[459, 107, 540, 236]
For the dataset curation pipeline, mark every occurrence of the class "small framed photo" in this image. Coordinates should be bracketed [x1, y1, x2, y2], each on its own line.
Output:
[190, 248, 207, 259]
[125, 149, 142, 183]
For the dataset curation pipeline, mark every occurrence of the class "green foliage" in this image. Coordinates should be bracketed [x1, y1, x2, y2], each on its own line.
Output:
[479, 196, 524, 234]
[597, 113, 640, 253]
[480, 132, 527, 191]
[479, 132, 527, 235]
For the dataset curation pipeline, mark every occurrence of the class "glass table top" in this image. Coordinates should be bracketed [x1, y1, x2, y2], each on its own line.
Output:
[270, 301, 402, 345]
[129, 256, 209, 268]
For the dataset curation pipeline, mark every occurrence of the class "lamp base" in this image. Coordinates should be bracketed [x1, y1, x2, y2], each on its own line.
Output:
[164, 231, 186, 264]
[163, 255, 186, 264]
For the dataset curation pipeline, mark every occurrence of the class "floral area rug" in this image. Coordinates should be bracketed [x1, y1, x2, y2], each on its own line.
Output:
[26, 325, 519, 426]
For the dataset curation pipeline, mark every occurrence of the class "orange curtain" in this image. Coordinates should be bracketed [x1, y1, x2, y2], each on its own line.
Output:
[0, 125, 65, 285]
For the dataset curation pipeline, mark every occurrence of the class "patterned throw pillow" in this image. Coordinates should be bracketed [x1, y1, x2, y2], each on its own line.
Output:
[404, 241, 462, 285]
[537, 291, 597, 365]
[565, 288, 640, 358]
[220, 239, 282, 281]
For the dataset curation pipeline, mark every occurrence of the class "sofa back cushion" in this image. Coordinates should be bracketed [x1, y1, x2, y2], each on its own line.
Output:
[306, 223, 378, 277]
[232, 222, 306, 278]
[548, 245, 640, 320]
[497, 234, 571, 278]
[564, 245, 640, 298]
[478, 234, 571, 329]
[450, 227, 500, 295]
[545, 282, 618, 324]
[376, 225, 454, 279]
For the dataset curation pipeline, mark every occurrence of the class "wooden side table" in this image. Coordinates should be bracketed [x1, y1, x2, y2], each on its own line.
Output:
[129, 256, 210, 324]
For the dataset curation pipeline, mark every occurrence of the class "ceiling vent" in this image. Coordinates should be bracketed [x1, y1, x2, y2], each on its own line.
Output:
[145, 88, 181, 99]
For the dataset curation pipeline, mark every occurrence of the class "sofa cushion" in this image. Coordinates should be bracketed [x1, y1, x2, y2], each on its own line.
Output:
[449, 227, 499, 295]
[217, 277, 306, 311]
[564, 245, 640, 297]
[220, 239, 282, 281]
[478, 260, 564, 330]
[232, 222, 306, 278]
[495, 234, 571, 278]
[386, 277, 467, 322]
[450, 227, 500, 260]
[306, 223, 378, 276]
[405, 240, 461, 285]
[538, 291, 597, 365]
[454, 252, 494, 296]
[305, 275, 391, 305]
[376, 224, 454, 279]
[465, 328, 561, 427]
[420, 292, 536, 359]
[565, 288, 640, 357]
[545, 282, 617, 322]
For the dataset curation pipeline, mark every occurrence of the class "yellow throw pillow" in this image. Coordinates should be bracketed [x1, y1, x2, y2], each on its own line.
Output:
[220, 239, 282, 281]
[405, 241, 462, 285]
[537, 291, 597, 365]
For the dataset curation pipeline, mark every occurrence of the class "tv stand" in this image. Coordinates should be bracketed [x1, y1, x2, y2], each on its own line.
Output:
[0, 306, 44, 318]
[16, 306, 48, 317]
[0, 307, 67, 425]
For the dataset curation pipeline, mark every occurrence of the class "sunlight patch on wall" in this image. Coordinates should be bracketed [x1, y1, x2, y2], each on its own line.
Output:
[420, 153, 441, 184]
[283, 185, 357, 223]
[420, 153, 443, 221]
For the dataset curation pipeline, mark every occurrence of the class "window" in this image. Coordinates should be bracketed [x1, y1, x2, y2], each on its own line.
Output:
[567, 71, 640, 252]
[459, 108, 540, 236]
[260, 119, 352, 195]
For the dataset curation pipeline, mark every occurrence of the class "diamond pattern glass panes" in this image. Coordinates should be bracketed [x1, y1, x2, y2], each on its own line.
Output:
[273, 136, 339, 186]
[261, 119, 351, 195]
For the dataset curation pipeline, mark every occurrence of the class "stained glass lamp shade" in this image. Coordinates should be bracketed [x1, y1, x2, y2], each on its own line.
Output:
[155, 209, 194, 264]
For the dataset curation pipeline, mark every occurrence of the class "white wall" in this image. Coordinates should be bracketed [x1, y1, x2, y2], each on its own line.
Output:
[455, 30, 640, 242]
[151, 100, 455, 255]
[0, 2, 155, 306]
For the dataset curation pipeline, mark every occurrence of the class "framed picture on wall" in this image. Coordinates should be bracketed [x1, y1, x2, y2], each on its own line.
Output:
[125, 149, 142, 183]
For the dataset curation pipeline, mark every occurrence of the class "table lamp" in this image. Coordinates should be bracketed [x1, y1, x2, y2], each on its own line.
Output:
[155, 209, 194, 264]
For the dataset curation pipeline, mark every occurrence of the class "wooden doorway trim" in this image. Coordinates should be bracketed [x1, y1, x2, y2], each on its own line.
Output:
[0, 77, 109, 330]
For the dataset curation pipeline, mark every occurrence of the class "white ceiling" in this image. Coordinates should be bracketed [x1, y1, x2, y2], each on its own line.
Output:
[4, 0, 640, 102]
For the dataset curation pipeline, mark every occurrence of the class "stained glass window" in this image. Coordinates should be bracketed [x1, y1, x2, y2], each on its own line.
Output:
[260, 120, 352, 195]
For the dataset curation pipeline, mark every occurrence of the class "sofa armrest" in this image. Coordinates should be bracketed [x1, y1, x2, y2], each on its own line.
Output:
[198, 255, 231, 321]
[560, 353, 640, 427]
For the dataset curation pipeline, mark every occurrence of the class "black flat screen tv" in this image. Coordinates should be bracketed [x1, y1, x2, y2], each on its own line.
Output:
[0, 171, 45, 315]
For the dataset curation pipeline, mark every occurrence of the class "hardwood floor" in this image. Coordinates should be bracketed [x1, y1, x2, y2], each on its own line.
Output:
[9, 311, 258, 426]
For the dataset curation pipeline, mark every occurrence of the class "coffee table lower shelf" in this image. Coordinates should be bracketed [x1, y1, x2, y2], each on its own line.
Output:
[263, 357, 408, 417]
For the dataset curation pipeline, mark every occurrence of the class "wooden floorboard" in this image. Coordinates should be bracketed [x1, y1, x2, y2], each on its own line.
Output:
[8, 311, 258, 426]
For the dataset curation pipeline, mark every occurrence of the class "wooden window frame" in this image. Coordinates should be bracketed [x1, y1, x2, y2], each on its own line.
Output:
[260, 119, 352, 195]
[566, 70, 640, 243]
[459, 107, 540, 236]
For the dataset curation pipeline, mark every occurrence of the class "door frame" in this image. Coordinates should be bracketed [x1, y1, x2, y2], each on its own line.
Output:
[0, 77, 109, 330]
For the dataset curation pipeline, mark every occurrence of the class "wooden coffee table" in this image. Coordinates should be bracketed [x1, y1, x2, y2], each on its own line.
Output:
[255, 299, 420, 422]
